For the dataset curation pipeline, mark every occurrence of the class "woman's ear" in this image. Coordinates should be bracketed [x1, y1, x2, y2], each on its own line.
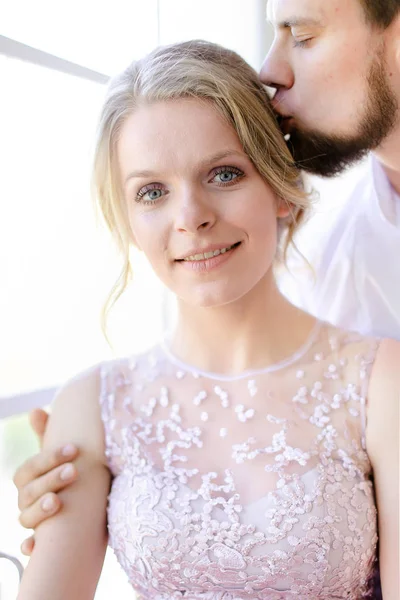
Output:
[276, 198, 291, 219]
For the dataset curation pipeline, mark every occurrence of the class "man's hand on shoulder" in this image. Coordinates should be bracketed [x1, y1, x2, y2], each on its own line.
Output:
[13, 408, 80, 555]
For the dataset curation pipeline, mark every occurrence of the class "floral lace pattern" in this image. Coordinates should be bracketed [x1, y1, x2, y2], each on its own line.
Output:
[99, 323, 379, 599]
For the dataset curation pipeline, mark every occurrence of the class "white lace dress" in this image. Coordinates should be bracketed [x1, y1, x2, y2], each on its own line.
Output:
[99, 322, 379, 599]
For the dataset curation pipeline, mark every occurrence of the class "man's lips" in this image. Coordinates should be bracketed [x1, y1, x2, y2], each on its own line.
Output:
[276, 114, 294, 135]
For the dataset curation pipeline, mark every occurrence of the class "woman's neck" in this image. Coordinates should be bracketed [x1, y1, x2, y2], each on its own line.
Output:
[168, 276, 317, 376]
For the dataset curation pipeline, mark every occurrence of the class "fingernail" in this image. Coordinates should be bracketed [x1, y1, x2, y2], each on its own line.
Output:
[60, 464, 75, 481]
[61, 444, 76, 457]
[41, 496, 55, 512]
[21, 540, 32, 555]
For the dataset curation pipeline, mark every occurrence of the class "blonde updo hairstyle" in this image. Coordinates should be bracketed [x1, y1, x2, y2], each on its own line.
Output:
[93, 40, 310, 328]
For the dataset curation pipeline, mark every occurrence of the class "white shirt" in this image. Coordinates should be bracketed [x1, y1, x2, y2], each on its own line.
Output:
[279, 155, 400, 340]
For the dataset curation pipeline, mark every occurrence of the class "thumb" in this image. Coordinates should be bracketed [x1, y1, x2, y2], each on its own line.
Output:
[29, 409, 49, 447]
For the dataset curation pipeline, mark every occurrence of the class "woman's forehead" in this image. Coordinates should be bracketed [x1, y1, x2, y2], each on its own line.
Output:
[118, 99, 246, 182]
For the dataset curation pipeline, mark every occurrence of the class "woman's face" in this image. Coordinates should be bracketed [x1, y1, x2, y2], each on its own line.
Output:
[118, 98, 288, 308]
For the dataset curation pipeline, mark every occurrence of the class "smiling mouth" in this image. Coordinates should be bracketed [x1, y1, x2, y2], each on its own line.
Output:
[176, 242, 241, 262]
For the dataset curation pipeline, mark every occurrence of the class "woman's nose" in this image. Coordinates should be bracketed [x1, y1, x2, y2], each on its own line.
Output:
[174, 188, 217, 233]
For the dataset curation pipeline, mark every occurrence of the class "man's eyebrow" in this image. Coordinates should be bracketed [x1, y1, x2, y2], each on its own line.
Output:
[274, 17, 323, 29]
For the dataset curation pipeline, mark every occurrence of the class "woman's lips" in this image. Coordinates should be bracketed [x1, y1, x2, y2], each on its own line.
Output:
[176, 242, 241, 273]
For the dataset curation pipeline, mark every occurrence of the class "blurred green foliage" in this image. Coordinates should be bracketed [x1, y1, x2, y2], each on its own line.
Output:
[1, 414, 40, 479]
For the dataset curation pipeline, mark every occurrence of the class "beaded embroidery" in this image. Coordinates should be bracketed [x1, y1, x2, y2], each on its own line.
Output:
[100, 323, 379, 599]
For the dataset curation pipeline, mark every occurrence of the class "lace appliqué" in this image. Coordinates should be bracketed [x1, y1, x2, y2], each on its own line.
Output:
[100, 324, 379, 599]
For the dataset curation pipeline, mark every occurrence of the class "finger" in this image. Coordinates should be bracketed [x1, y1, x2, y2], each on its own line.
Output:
[19, 493, 62, 530]
[29, 409, 49, 446]
[18, 462, 78, 511]
[13, 444, 79, 490]
[21, 535, 35, 556]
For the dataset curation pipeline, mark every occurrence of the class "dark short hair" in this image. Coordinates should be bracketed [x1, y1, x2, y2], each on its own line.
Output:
[360, 0, 400, 28]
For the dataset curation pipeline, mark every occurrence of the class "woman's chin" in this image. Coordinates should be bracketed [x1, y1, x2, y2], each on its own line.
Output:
[176, 286, 252, 310]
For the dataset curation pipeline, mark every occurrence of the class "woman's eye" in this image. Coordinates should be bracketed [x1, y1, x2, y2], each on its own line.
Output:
[146, 189, 163, 201]
[211, 167, 244, 185]
[135, 185, 166, 204]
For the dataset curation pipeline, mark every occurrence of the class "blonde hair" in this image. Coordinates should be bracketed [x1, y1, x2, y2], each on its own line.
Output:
[93, 40, 311, 330]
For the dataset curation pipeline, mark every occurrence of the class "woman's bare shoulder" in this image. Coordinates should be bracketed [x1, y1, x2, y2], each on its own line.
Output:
[366, 337, 400, 465]
[369, 337, 400, 393]
[44, 363, 106, 465]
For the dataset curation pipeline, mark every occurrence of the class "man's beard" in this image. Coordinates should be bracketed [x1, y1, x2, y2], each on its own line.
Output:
[284, 49, 398, 177]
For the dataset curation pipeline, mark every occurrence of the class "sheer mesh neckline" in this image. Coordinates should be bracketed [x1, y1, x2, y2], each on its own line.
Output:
[100, 323, 379, 598]
[159, 318, 322, 382]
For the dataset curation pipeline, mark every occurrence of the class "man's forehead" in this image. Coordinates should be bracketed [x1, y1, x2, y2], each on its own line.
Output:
[266, 0, 329, 27]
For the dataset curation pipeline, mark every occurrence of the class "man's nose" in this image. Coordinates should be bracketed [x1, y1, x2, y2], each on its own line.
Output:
[259, 41, 294, 92]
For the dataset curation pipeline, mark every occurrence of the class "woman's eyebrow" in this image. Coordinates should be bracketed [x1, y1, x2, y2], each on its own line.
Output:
[124, 150, 247, 186]
[125, 169, 158, 184]
[196, 149, 248, 170]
